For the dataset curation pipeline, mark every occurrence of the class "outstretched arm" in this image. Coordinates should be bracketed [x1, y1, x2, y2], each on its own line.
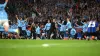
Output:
[3, 0, 8, 7]
[16, 15, 19, 20]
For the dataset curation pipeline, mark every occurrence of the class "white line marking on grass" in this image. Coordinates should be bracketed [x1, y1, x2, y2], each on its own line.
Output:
[42, 44, 49, 47]
[0, 43, 99, 48]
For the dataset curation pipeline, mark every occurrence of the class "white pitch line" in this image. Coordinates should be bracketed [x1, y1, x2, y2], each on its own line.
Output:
[0, 43, 99, 48]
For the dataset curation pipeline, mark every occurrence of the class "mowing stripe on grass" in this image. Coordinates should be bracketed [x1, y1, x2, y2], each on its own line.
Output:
[0, 43, 99, 48]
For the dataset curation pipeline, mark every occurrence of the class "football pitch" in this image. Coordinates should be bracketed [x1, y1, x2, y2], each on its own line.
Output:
[0, 39, 100, 56]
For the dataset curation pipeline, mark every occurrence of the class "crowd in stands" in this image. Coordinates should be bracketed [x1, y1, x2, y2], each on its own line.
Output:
[0, 0, 100, 40]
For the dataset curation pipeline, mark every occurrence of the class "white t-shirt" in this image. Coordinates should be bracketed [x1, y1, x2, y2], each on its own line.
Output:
[88, 21, 96, 27]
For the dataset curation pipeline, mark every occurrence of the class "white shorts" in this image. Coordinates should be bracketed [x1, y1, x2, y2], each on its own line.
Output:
[0, 20, 9, 27]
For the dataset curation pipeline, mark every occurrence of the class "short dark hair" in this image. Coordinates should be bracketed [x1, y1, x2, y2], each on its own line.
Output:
[83, 20, 86, 22]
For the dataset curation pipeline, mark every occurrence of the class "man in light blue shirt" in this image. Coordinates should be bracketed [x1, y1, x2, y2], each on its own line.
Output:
[58, 21, 66, 39]
[81, 20, 88, 33]
[16, 15, 23, 36]
[44, 20, 51, 39]
[45, 22, 51, 31]
[0, 0, 9, 32]
[21, 21, 27, 38]
[66, 18, 72, 38]
[66, 19, 72, 30]
[81, 20, 88, 39]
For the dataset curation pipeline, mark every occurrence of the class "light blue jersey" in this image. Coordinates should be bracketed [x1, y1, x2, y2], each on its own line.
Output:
[26, 30, 31, 36]
[10, 25, 13, 29]
[45, 23, 51, 31]
[0, 2, 8, 20]
[17, 19, 24, 27]
[82, 23, 88, 33]
[36, 26, 40, 34]
[17, 19, 21, 27]
[59, 23, 66, 32]
[10, 24, 18, 29]
[22, 22, 26, 30]
[2, 31, 8, 35]
[0, 28, 18, 33]
[66, 21, 72, 29]
[13, 24, 18, 29]
[25, 21, 28, 26]
[81, 21, 88, 33]
[70, 28, 76, 35]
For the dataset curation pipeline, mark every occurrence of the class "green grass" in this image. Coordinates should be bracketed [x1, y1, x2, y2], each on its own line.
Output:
[0, 39, 100, 56]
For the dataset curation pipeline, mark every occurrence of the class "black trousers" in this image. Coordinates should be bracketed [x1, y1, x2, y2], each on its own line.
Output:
[50, 30, 56, 39]
[68, 29, 71, 37]
[59, 31, 64, 39]
[46, 30, 51, 39]
[82, 32, 87, 39]
[31, 32, 36, 39]
[97, 31, 100, 40]
[0, 32, 2, 39]
[36, 34, 40, 38]
[87, 32, 97, 36]
[22, 30, 27, 38]
[18, 27, 22, 36]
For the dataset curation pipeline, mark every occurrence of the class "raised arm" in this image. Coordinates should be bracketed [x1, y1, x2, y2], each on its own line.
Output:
[3, 0, 8, 7]
[15, 15, 19, 20]
[24, 18, 28, 22]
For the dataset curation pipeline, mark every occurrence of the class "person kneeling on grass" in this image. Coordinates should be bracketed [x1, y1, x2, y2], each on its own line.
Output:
[70, 27, 76, 40]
